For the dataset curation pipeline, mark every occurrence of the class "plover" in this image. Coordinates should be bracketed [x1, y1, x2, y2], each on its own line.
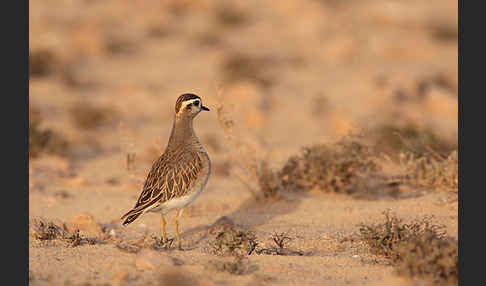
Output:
[121, 93, 211, 250]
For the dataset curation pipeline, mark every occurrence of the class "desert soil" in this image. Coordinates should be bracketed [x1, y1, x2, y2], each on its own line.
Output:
[29, 0, 458, 285]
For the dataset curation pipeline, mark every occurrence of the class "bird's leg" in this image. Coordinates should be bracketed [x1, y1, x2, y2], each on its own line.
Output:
[160, 215, 167, 243]
[173, 209, 184, 250]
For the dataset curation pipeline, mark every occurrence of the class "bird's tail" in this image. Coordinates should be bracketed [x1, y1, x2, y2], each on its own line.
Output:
[121, 209, 143, 226]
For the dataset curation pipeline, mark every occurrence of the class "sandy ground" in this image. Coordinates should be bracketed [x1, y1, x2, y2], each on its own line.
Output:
[29, 0, 457, 285]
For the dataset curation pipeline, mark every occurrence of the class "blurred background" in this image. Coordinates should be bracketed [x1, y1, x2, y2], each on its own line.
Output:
[29, 0, 458, 207]
[29, 0, 458, 169]
[29, 0, 459, 200]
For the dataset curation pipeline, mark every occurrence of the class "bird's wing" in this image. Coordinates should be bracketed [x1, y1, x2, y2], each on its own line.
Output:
[129, 150, 204, 213]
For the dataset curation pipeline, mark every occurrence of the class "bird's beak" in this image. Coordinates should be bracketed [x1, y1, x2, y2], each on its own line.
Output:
[201, 105, 210, 111]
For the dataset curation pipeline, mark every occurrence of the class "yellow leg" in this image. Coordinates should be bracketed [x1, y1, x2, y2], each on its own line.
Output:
[161, 216, 167, 243]
[173, 209, 184, 250]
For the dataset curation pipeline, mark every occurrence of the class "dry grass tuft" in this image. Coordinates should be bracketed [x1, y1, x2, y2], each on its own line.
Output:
[209, 225, 258, 257]
[29, 105, 70, 158]
[69, 102, 118, 130]
[371, 123, 456, 160]
[278, 139, 380, 194]
[358, 210, 457, 285]
[30, 218, 98, 247]
[400, 150, 458, 192]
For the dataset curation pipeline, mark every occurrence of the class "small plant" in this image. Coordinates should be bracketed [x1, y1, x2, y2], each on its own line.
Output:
[30, 219, 66, 241]
[271, 232, 291, 249]
[30, 218, 98, 247]
[255, 232, 307, 256]
[210, 228, 258, 257]
[208, 216, 258, 256]
[358, 210, 457, 285]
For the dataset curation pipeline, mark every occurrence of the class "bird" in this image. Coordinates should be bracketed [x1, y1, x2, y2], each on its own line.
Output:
[121, 93, 211, 250]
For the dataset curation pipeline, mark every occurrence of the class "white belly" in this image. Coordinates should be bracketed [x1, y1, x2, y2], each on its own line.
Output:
[157, 191, 201, 215]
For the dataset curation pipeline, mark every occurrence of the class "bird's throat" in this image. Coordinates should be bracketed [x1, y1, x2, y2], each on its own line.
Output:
[167, 115, 198, 151]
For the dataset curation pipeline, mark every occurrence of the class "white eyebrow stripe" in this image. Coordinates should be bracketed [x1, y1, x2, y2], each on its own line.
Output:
[180, 99, 201, 108]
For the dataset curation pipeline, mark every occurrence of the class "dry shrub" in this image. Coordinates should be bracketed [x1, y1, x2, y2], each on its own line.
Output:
[30, 218, 97, 247]
[217, 101, 391, 199]
[371, 123, 456, 160]
[29, 105, 70, 158]
[217, 98, 455, 199]
[209, 221, 258, 257]
[69, 102, 118, 130]
[279, 139, 380, 194]
[396, 231, 458, 285]
[255, 161, 282, 198]
[400, 150, 458, 192]
[368, 122, 457, 193]
[359, 211, 457, 285]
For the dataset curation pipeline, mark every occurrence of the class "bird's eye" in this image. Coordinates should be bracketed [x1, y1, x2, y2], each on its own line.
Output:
[194, 101, 200, 106]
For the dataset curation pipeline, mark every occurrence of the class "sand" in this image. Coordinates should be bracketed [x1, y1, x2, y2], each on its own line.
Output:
[29, 0, 457, 285]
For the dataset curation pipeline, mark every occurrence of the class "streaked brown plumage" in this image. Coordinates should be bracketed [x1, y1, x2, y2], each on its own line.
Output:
[121, 93, 211, 249]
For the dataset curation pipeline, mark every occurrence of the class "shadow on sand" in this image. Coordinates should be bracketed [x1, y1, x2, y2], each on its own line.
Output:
[181, 191, 309, 249]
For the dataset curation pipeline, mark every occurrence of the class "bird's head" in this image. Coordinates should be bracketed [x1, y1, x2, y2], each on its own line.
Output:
[175, 93, 210, 119]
